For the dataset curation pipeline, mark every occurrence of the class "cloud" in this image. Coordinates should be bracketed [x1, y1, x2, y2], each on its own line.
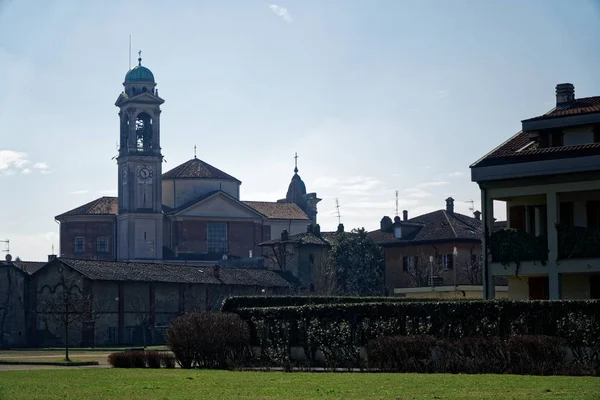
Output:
[403, 187, 432, 199]
[312, 176, 383, 196]
[33, 162, 48, 170]
[69, 190, 89, 195]
[448, 172, 463, 177]
[436, 90, 449, 100]
[269, 4, 292, 22]
[0, 150, 29, 170]
[417, 181, 450, 188]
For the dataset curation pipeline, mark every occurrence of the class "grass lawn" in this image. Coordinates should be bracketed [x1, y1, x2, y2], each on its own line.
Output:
[0, 369, 598, 400]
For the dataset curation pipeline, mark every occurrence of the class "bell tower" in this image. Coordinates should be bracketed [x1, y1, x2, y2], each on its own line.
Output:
[115, 52, 164, 260]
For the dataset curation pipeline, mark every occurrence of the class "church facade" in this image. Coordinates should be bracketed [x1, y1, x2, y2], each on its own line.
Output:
[55, 57, 320, 265]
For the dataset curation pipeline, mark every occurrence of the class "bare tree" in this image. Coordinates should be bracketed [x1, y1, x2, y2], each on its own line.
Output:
[404, 252, 445, 288]
[312, 255, 338, 295]
[127, 293, 154, 348]
[262, 243, 295, 271]
[39, 275, 104, 361]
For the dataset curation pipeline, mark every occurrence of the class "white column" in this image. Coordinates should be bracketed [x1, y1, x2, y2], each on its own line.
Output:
[481, 188, 495, 299]
[549, 272, 561, 299]
[546, 191, 558, 266]
[546, 191, 561, 299]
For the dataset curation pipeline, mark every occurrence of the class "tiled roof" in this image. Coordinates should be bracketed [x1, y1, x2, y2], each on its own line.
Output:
[524, 96, 600, 121]
[243, 201, 309, 220]
[162, 158, 240, 182]
[53, 259, 295, 287]
[13, 261, 47, 275]
[369, 210, 482, 245]
[471, 131, 600, 167]
[260, 231, 331, 247]
[56, 197, 118, 218]
[472, 96, 600, 168]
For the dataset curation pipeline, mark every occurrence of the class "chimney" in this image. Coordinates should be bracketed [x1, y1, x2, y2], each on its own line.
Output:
[314, 224, 321, 236]
[337, 223, 344, 233]
[306, 224, 313, 234]
[281, 230, 289, 241]
[5, 254, 12, 262]
[213, 264, 221, 278]
[403, 210, 408, 221]
[48, 254, 57, 262]
[380, 216, 393, 233]
[556, 83, 575, 108]
[473, 210, 481, 220]
[446, 197, 454, 214]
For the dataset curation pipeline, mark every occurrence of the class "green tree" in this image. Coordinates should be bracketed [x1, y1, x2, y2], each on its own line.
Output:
[324, 228, 385, 296]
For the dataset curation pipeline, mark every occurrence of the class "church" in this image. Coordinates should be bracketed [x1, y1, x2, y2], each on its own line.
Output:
[55, 56, 320, 265]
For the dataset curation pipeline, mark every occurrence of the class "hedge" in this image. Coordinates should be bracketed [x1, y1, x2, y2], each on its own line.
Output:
[220, 295, 473, 313]
[107, 351, 176, 368]
[232, 299, 600, 374]
[166, 312, 251, 369]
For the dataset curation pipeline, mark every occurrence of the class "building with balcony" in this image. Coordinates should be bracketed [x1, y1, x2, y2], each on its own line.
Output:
[471, 83, 600, 300]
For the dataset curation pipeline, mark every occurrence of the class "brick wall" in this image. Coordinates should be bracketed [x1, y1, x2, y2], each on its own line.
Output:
[59, 219, 116, 260]
[384, 242, 483, 293]
[171, 220, 264, 258]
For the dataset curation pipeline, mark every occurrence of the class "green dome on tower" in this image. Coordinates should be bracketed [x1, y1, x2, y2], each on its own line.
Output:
[124, 54, 155, 83]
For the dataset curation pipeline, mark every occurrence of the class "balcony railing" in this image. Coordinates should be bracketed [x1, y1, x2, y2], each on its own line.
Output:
[557, 225, 600, 259]
[489, 229, 548, 267]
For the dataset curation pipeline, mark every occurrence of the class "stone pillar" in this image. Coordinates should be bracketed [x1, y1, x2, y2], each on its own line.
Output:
[549, 272, 562, 299]
[481, 188, 495, 299]
[546, 191, 558, 265]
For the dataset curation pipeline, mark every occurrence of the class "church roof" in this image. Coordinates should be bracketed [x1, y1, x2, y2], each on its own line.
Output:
[285, 173, 307, 204]
[162, 158, 241, 182]
[243, 201, 309, 220]
[45, 258, 295, 287]
[56, 196, 118, 219]
[125, 57, 155, 83]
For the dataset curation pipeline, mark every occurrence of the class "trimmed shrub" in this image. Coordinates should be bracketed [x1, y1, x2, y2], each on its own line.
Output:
[107, 351, 146, 368]
[162, 353, 176, 369]
[367, 335, 439, 372]
[166, 312, 251, 369]
[221, 296, 468, 313]
[443, 336, 509, 374]
[145, 351, 162, 368]
[507, 335, 567, 375]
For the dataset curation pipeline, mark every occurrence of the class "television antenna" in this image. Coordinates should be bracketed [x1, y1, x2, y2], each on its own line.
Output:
[465, 200, 475, 213]
[334, 198, 342, 224]
[0, 239, 9, 253]
[395, 190, 399, 217]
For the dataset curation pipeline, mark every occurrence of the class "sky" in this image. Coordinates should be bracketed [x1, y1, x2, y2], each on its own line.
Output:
[1, 0, 600, 261]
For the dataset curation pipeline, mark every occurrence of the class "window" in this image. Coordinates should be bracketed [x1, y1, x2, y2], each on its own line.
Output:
[587, 201, 600, 229]
[402, 256, 417, 272]
[96, 237, 109, 253]
[74, 237, 85, 253]
[207, 223, 228, 254]
[442, 254, 453, 270]
[559, 202, 574, 227]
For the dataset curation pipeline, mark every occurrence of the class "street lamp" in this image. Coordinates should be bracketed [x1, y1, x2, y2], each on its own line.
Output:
[429, 255, 434, 290]
[453, 247, 459, 295]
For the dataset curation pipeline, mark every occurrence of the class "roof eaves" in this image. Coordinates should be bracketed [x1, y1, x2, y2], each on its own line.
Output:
[470, 131, 526, 169]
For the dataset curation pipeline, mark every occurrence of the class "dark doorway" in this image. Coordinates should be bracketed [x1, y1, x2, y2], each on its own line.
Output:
[590, 275, 600, 299]
[528, 276, 549, 300]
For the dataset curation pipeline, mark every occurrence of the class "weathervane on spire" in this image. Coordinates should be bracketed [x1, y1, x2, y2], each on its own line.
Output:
[194, 145, 197, 159]
[138, 50, 142, 66]
[294, 152, 298, 174]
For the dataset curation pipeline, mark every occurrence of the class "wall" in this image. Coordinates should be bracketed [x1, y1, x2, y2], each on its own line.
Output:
[563, 125, 594, 147]
[60, 218, 116, 260]
[562, 273, 590, 299]
[383, 242, 483, 294]
[166, 179, 240, 208]
[267, 220, 308, 240]
[506, 276, 529, 300]
[0, 264, 28, 348]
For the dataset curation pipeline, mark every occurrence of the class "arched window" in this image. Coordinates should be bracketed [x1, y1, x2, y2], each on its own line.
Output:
[131, 87, 137, 95]
[142, 87, 147, 92]
[135, 112, 153, 150]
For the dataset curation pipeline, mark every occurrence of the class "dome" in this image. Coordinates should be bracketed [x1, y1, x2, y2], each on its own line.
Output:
[125, 65, 155, 83]
[286, 173, 307, 205]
